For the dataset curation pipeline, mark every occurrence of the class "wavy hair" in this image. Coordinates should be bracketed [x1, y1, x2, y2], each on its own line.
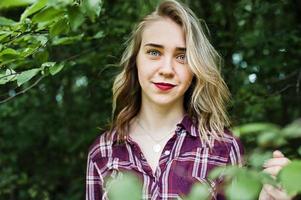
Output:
[109, 0, 230, 145]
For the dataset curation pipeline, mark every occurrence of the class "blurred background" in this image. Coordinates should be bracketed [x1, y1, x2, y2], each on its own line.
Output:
[0, 0, 300, 199]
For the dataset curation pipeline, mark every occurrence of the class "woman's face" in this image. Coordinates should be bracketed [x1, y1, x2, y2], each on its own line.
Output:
[136, 17, 193, 108]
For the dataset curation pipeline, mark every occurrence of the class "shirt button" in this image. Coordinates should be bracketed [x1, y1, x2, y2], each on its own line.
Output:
[164, 150, 170, 155]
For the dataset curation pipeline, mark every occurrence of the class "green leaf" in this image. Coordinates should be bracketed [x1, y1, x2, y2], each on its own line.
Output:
[249, 151, 272, 169]
[32, 7, 65, 23]
[33, 50, 49, 63]
[0, 48, 21, 61]
[49, 63, 64, 75]
[0, 69, 17, 85]
[82, 0, 102, 22]
[0, 0, 35, 9]
[41, 62, 55, 69]
[50, 17, 69, 37]
[282, 119, 301, 138]
[0, 17, 16, 25]
[225, 170, 262, 200]
[52, 34, 83, 45]
[107, 172, 142, 200]
[93, 31, 104, 39]
[47, 0, 73, 8]
[185, 182, 210, 200]
[233, 123, 280, 137]
[17, 68, 40, 86]
[0, 48, 19, 57]
[35, 35, 48, 46]
[67, 6, 85, 31]
[20, 0, 48, 21]
[209, 166, 238, 180]
[278, 160, 301, 195]
[257, 131, 286, 148]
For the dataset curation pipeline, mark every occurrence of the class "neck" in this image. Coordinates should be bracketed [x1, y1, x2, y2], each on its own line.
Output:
[135, 99, 185, 137]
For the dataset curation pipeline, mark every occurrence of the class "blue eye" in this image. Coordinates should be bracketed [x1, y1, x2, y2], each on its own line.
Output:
[147, 50, 160, 56]
[177, 54, 186, 62]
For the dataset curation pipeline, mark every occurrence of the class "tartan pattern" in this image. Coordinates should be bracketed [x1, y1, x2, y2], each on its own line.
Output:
[86, 115, 243, 200]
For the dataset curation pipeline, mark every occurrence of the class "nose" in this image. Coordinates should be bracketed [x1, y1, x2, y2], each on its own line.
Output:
[159, 56, 174, 78]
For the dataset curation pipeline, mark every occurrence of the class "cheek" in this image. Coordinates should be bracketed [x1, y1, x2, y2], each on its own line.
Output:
[180, 68, 194, 87]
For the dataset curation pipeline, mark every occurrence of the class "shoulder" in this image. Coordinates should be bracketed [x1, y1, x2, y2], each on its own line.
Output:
[87, 131, 116, 162]
[211, 129, 244, 166]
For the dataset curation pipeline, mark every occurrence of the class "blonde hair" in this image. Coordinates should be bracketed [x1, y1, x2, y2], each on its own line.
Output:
[109, 0, 230, 145]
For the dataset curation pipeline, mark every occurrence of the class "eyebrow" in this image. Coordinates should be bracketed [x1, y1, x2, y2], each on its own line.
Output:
[144, 43, 186, 52]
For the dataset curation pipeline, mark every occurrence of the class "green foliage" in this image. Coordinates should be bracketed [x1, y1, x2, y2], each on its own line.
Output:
[107, 172, 142, 200]
[278, 160, 301, 195]
[184, 183, 210, 200]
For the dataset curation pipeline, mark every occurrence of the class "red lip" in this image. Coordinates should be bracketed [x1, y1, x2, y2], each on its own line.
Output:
[154, 82, 175, 91]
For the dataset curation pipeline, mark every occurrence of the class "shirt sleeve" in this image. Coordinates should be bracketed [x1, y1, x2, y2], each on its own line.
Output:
[86, 151, 104, 200]
[228, 136, 244, 167]
[216, 135, 244, 200]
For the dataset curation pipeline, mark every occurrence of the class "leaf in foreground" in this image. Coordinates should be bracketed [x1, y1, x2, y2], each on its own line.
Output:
[107, 172, 142, 200]
[278, 160, 301, 195]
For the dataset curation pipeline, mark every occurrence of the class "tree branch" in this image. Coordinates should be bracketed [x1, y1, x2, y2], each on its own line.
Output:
[0, 76, 44, 104]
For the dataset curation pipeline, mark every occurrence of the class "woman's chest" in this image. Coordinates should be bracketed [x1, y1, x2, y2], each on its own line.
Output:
[103, 144, 230, 198]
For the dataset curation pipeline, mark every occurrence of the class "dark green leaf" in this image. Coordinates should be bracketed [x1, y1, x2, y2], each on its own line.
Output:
[67, 6, 85, 31]
[50, 17, 69, 37]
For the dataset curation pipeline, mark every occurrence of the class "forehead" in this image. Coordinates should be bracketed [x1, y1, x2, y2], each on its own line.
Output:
[141, 17, 186, 48]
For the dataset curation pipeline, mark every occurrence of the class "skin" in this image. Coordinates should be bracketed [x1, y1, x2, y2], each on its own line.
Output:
[259, 150, 293, 200]
[129, 17, 193, 173]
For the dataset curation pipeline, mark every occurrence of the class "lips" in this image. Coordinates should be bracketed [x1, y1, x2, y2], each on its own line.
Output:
[153, 82, 176, 91]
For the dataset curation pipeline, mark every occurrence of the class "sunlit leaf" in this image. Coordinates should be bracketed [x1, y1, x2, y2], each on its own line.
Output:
[0, 0, 36, 9]
[184, 182, 210, 200]
[49, 63, 64, 75]
[282, 119, 301, 138]
[249, 151, 272, 169]
[20, 0, 48, 21]
[52, 34, 84, 45]
[225, 170, 261, 200]
[0, 17, 16, 25]
[16, 68, 40, 86]
[32, 7, 65, 23]
[257, 131, 286, 148]
[278, 160, 301, 195]
[233, 123, 280, 137]
[107, 172, 142, 200]
[82, 0, 102, 22]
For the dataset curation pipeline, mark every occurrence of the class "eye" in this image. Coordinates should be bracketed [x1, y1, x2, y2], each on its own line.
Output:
[147, 49, 161, 57]
[176, 53, 186, 63]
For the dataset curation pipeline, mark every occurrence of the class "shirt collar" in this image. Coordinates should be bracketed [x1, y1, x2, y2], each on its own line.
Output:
[176, 114, 198, 138]
[112, 114, 199, 145]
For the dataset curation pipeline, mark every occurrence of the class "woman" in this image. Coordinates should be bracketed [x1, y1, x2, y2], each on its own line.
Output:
[86, 0, 291, 199]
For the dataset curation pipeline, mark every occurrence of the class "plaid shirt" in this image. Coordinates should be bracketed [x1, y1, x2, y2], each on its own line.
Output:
[86, 115, 243, 200]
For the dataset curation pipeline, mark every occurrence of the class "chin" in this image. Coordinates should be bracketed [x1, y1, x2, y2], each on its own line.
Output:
[150, 96, 180, 106]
